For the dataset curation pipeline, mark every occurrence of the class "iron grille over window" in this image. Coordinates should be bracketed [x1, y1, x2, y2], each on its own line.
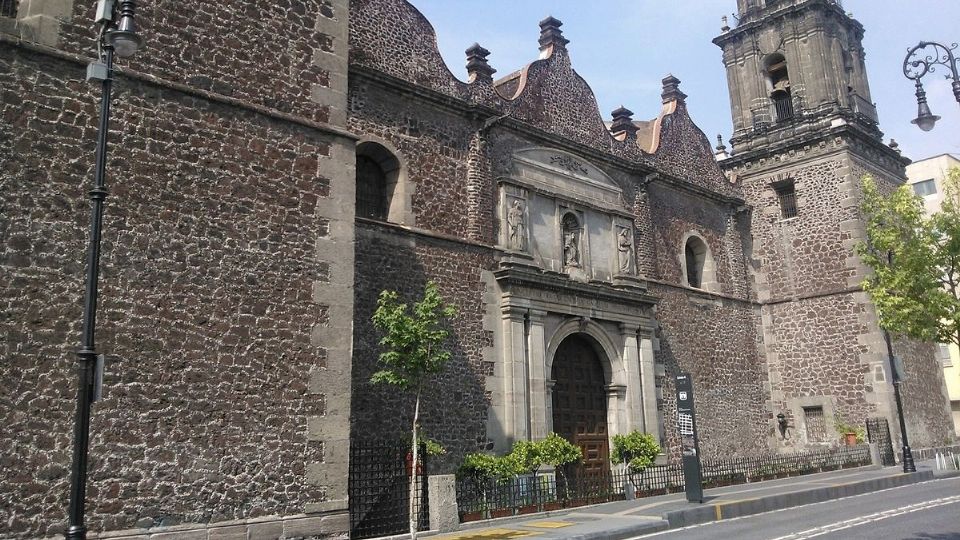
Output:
[803, 406, 827, 442]
[356, 155, 387, 220]
[775, 182, 797, 218]
[772, 92, 794, 122]
[0, 0, 17, 18]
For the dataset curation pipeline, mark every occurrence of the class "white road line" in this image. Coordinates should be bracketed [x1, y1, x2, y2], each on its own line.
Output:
[768, 495, 960, 540]
[624, 477, 960, 539]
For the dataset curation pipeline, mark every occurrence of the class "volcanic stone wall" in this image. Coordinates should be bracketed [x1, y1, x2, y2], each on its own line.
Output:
[643, 183, 768, 459]
[1, 0, 353, 537]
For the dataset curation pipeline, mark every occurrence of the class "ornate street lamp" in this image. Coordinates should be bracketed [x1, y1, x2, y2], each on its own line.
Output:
[902, 41, 960, 131]
[67, 2, 143, 540]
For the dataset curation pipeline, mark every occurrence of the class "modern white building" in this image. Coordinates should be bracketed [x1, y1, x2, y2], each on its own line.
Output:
[906, 153, 960, 436]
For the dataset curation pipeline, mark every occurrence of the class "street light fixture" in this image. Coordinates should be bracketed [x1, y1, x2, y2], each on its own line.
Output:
[902, 41, 960, 131]
[66, 2, 143, 540]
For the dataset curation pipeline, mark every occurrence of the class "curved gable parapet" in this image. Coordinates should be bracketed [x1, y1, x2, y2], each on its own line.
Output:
[503, 49, 614, 153]
[349, 0, 470, 98]
[653, 101, 740, 198]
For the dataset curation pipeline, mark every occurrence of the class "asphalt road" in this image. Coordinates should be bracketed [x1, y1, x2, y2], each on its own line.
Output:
[632, 476, 960, 540]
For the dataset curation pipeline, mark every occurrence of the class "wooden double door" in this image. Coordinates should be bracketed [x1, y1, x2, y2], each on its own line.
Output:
[551, 334, 609, 475]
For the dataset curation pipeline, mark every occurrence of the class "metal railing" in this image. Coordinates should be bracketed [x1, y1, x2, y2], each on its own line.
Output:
[455, 445, 871, 522]
[850, 93, 878, 123]
[773, 94, 795, 122]
[1, 0, 17, 18]
[349, 441, 429, 539]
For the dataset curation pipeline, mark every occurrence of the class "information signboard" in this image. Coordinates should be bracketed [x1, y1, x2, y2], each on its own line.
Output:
[675, 372, 703, 503]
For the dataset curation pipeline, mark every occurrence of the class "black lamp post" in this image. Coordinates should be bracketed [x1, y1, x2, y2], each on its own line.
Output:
[902, 41, 960, 131]
[879, 250, 916, 474]
[66, 2, 143, 540]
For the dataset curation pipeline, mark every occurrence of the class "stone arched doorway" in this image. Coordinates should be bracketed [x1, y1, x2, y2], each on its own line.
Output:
[551, 334, 609, 474]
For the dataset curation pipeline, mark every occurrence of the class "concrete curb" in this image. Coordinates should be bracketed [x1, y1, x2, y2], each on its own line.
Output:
[560, 520, 670, 540]
[663, 470, 934, 528]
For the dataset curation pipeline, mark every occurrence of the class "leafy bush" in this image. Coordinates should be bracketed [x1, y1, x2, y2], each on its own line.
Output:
[611, 431, 660, 487]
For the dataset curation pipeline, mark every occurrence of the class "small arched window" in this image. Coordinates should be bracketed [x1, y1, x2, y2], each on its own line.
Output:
[355, 142, 401, 222]
[683, 235, 716, 290]
[685, 240, 704, 288]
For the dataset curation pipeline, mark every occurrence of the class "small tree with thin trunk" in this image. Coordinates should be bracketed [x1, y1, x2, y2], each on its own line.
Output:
[371, 281, 456, 540]
[857, 171, 960, 358]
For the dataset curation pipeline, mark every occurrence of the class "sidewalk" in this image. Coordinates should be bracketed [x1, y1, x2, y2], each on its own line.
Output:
[416, 460, 957, 540]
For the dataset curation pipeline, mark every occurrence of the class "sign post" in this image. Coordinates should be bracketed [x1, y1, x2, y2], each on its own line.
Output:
[675, 373, 703, 503]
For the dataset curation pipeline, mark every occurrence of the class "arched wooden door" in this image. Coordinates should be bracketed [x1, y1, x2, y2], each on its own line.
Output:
[551, 334, 609, 475]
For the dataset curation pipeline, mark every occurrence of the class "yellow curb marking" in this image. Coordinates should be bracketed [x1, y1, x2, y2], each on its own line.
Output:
[715, 504, 722, 520]
[524, 521, 575, 529]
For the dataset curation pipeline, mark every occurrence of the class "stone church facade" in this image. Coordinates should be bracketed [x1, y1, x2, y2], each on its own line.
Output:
[0, 0, 954, 538]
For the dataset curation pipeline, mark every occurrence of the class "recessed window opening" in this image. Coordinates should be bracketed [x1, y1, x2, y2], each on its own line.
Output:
[803, 406, 827, 442]
[775, 181, 798, 218]
[685, 237, 706, 288]
[0, 0, 16, 18]
[355, 142, 401, 222]
[913, 179, 937, 197]
[765, 53, 794, 122]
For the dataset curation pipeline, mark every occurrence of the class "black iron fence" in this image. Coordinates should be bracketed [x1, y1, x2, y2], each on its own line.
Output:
[348, 441, 429, 539]
[866, 417, 896, 466]
[456, 444, 870, 522]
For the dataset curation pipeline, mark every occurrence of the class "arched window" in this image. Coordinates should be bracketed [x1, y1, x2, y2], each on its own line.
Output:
[355, 142, 401, 222]
[764, 53, 793, 122]
[682, 235, 716, 290]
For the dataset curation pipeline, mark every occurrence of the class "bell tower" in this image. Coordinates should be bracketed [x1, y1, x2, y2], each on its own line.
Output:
[715, 1, 954, 450]
[716, 0, 878, 153]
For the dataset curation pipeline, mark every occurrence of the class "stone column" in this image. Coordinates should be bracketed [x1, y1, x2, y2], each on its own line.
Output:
[527, 309, 549, 440]
[638, 330, 659, 435]
[545, 380, 556, 434]
[606, 385, 627, 440]
[620, 323, 644, 433]
[501, 305, 530, 443]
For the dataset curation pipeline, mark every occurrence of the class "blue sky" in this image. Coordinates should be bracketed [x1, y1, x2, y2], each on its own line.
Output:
[410, 0, 960, 162]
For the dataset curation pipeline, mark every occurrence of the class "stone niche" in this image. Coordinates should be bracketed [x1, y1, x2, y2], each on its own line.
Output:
[499, 148, 636, 283]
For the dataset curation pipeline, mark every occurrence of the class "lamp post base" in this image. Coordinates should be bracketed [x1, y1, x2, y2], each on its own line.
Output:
[65, 525, 87, 540]
[902, 445, 917, 473]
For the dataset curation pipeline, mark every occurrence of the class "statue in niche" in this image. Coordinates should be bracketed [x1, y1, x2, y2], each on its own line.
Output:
[564, 231, 579, 267]
[562, 213, 580, 267]
[617, 227, 633, 273]
[506, 199, 526, 251]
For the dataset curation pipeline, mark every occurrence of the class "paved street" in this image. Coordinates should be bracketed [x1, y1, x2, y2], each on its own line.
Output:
[631, 476, 960, 540]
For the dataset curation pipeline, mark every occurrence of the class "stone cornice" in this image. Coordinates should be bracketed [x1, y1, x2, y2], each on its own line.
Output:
[721, 123, 907, 177]
[494, 263, 658, 310]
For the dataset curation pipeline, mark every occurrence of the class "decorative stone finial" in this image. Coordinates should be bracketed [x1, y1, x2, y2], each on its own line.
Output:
[610, 106, 638, 138]
[538, 16, 569, 55]
[661, 74, 687, 104]
[888, 139, 901, 154]
[715, 134, 729, 160]
[465, 43, 496, 83]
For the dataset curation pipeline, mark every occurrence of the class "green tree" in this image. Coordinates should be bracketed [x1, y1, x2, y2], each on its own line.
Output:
[371, 281, 456, 539]
[611, 431, 661, 489]
[857, 171, 960, 356]
[537, 433, 582, 500]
